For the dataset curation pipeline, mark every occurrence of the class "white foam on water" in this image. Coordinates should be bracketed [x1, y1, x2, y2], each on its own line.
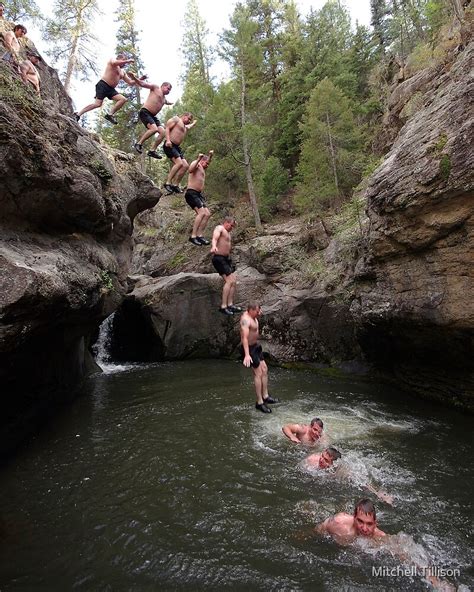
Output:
[92, 313, 140, 374]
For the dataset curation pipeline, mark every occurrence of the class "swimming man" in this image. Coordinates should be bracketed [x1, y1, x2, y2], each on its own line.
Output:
[282, 418, 327, 445]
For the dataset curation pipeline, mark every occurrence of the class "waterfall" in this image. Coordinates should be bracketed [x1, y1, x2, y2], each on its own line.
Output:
[93, 313, 115, 369]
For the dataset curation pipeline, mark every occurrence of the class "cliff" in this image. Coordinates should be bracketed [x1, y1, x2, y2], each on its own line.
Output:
[352, 41, 474, 408]
[0, 59, 161, 457]
[124, 37, 473, 409]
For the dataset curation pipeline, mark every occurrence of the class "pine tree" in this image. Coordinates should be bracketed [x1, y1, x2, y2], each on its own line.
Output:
[221, 2, 263, 230]
[4, 0, 40, 22]
[100, 0, 144, 152]
[296, 78, 367, 212]
[180, 0, 214, 135]
[42, 0, 101, 93]
[276, 0, 355, 174]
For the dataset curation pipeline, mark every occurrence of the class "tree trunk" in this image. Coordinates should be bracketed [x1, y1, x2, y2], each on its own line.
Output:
[450, 0, 464, 22]
[64, 33, 79, 93]
[240, 66, 261, 231]
[326, 111, 339, 206]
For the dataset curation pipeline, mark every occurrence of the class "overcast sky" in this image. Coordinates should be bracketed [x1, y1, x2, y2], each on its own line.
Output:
[31, 0, 371, 115]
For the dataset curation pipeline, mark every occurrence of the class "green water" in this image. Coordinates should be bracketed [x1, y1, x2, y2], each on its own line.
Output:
[0, 360, 472, 591]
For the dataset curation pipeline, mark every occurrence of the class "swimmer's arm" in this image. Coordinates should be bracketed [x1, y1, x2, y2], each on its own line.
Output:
[186, 119, 197, 130]
[364, 483, 394, 506]
[282, 423, 301, 443]
[208, 149, 214, 163]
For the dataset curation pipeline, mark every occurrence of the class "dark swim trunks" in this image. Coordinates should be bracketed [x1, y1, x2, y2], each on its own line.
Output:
[139, 107, 161, 128]
[185, 188, 206, 210]
[239, 343, 265, 369]
[95, 79, 119, 100]
[163, 142, 184, 160]
[212, 254, 235, 277]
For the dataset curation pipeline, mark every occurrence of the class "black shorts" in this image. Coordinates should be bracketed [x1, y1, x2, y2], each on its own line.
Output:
[163, 143, 184, 160]
[185, 188, 206, 210]
[240, 343, 265, 369]
[212, 255, 235, 277]
[139, 107, 161, 129]
[95, 79, 119, 100]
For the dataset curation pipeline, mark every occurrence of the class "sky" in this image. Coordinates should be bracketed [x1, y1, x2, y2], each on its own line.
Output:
[30, 0, 371, 117]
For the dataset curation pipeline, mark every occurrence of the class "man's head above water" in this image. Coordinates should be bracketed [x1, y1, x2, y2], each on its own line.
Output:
[353, 498, 377, 536]
[318, 446, 342, 469]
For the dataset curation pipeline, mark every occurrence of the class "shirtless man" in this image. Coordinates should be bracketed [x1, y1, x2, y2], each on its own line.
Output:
[20, 51, 41, 94]
[282, 418, 327, 445]
[316, 498, 386, 541]
[186, 150, 213, 246]
[130, 76, 173, 159]
[305, 447, 342, 469]
[240, 303, 278, 413]
[304, 450, 394, 504]
[0, 3, 14, 35]
[163, 112, 197, 194]
[211, 216, 240, 315]
[2, 24, 26, 67]
[316, 499, 454, 590]
[74, 53, 135, 124]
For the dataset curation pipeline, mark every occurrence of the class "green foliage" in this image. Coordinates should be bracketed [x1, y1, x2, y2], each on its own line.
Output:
[165, 251, 188, 271]
[434, 133, 448, 152]
[4, 0, 41, 22]
[439, 154, 451, 180]
[295, 78, 367, 213]
[89, 159, 113, 183]
[258, 156, 289, 219]
[99, 270, 114, 291]
[0, 61, 43, 118]
[42, 0, 101, 91]
[97, 0, 144, 152]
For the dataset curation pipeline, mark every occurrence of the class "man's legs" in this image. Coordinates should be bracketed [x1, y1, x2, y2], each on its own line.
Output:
[260, 360, 269, 399]
[150, 126, 165, 150]
[77, 98, 103, 117]
[196, 207, 211, 237]
[221, 273, 236, 308]
[173, 159, 189, 185]
[192, 207, 210, 238]
[138, 123, 159, 146]
[109, 93, 127, 115]
[166, 156, 185, 185]
[252, 365, 265, 405]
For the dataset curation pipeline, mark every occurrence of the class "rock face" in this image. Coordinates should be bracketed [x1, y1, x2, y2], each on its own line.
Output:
[124, 38, 473, 410]
[353, 42, 474, 409]
[0, 60, 161, 457]
[125, 215, 360, 369]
